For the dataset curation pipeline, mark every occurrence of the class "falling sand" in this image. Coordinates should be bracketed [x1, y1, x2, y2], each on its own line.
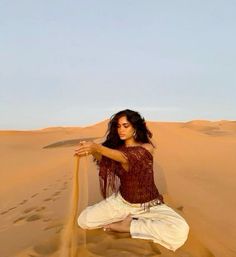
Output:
[58, 155, 87, 257]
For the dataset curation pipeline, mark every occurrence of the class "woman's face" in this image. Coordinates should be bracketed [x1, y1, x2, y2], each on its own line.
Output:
[117, 116, 135, 140]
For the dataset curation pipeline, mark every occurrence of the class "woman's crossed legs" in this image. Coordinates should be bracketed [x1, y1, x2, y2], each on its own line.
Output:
[77, 193, 189, 252]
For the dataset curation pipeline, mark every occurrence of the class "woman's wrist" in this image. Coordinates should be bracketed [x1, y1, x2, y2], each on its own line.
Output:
[92, 143, 102, 154]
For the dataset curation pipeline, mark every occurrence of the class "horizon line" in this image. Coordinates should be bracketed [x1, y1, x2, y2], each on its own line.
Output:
[0, 118, 235, 132]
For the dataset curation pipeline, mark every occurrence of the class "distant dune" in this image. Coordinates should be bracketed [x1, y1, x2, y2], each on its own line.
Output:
[0, 120, 236, 257]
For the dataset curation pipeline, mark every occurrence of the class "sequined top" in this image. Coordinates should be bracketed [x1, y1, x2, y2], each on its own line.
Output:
[98, 145, 164, 209]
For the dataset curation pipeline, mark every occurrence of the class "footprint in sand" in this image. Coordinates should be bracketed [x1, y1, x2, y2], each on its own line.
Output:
[0, 210, 9, 215]
[13, 216, 27, 224]
[35, 206, 46, 212]
[47, 191, 62, 202]
[44, 198, 53, 202]
[13, 214, 42, 224]
[9, 206, 18, 210]
[26, 214, 42, 222]
[31, 193, 39, 198]
[52, 191, 61, 197]
[1, 206, 18, 215]
[19, 199, 28, 205]
[13, 213, 42, 224]
[23, 207, 38, 214]
[43, 222, 64, 234]
[43, 188, 49, 191]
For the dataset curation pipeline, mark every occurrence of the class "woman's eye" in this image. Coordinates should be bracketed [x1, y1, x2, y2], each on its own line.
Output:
[117, 124, 129, 128]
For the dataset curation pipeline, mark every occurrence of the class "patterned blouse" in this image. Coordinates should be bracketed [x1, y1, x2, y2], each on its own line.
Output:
[98, 145, 164, 210]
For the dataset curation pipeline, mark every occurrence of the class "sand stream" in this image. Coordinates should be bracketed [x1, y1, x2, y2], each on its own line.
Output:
[58, 156, 86, 257]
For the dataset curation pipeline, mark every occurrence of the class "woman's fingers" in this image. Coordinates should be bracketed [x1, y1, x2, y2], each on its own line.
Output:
[74, 152, 89, 157]
[75, 146, 90, 153]
[79, 140, 88, 146]
[74, 146, 91, 157]
[74, 141, 93, 157]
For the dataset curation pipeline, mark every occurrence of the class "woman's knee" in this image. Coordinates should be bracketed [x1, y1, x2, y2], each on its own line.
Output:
[180, 219, 189, 235]
[166, 208, 190, 240]
[174, 220, 190, 244]
[163, 221, 190, 251]
[77, 208, 90, 229]
[77, 205, 105, 229]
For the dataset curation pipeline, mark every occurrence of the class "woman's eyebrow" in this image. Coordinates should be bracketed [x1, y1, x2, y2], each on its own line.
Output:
[118, 122, 129, 126]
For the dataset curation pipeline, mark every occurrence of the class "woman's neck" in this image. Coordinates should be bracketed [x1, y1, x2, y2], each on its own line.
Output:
[124, 138, 140, 147]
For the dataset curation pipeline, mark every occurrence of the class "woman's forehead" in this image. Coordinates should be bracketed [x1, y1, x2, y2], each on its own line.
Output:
[117, 116, 130, 124]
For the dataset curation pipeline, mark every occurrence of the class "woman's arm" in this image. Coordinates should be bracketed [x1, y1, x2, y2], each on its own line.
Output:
[91, 151, 102, 162]
[95, 144, 128, 164]
[74, 142, 128, 164]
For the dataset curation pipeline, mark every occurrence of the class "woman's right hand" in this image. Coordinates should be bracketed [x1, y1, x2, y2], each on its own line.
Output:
[74, 141, 99, 157]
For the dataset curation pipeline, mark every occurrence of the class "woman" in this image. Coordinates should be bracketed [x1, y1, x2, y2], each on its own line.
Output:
[74, 109, 189, 252]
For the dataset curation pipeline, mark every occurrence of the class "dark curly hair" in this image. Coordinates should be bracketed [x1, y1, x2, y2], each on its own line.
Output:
[102, 109, 155, 149]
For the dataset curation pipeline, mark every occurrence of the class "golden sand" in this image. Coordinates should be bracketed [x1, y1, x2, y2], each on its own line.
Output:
[0, 120, 236, 257]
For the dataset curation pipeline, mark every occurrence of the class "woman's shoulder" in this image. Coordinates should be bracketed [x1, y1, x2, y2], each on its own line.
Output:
[119, 143, 154, 156]
[141, 143, 154, 155]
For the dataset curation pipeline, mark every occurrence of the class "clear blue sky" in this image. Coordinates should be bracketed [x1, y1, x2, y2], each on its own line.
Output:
[0, 0, 235, 130]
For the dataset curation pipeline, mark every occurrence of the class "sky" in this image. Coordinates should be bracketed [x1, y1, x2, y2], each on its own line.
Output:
[0, 0, 235, 130]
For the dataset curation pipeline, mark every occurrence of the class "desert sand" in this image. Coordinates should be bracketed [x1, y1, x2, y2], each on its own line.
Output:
[0, 120, 236, 257]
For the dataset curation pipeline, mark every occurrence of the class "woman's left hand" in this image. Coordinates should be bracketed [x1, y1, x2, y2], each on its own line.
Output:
[74, 141, 98, 157]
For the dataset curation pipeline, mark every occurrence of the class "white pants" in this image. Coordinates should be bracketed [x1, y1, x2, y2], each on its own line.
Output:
[77, 192, 190, 252]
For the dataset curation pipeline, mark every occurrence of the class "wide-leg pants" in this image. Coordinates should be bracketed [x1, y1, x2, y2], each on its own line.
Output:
[77, 192, 190, 252]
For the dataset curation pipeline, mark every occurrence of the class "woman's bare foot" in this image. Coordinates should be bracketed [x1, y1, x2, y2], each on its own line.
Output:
[103, 214, 133, 233]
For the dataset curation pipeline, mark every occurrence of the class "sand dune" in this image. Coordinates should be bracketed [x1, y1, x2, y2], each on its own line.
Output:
[0, 120, 236, 257]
